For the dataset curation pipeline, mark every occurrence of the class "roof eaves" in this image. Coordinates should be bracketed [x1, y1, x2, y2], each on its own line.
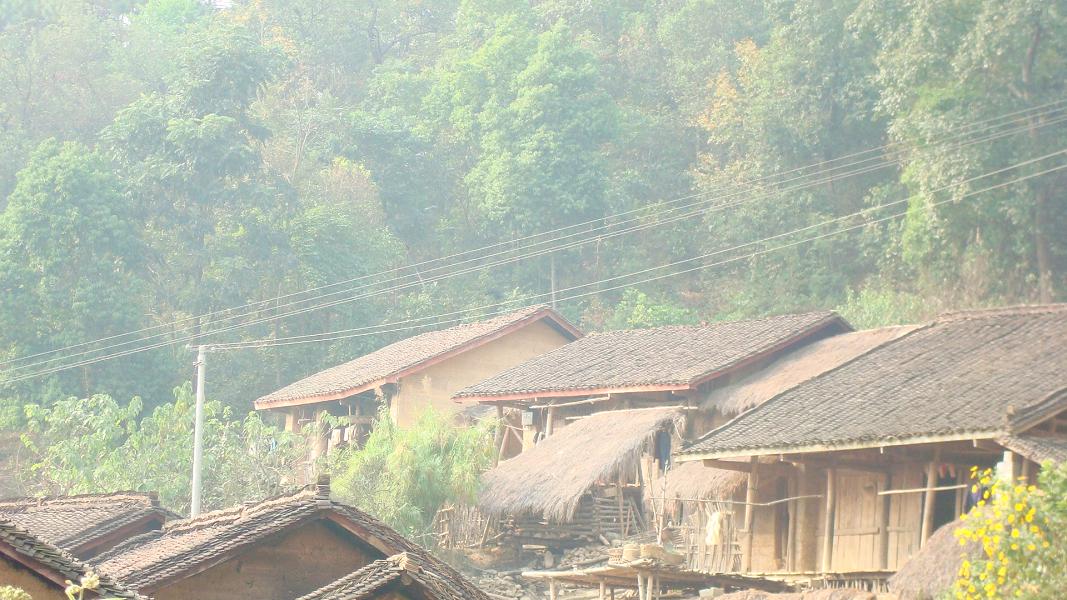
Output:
[678, 429, 1005, 462]
[462, 382, 693, 404]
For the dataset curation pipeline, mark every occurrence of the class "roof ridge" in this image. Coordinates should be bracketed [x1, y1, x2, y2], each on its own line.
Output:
[585, 310, 840, 337]
[935, 303, 1067, 322]
[160, 486, 313, 534]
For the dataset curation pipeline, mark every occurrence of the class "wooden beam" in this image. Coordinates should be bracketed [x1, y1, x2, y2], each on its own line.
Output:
[821, 468, 836, 573]
[920, 448, 941, 547]
[530, 396, 611, 410]
[703, 459, 754, 473]
[741, 457, 758, 572]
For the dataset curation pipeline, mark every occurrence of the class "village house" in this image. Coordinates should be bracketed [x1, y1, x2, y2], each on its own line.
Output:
[0, 518, 141, 599]
[93, 476, 489, 600]
[677, 304, 1067, 590]
[659, 325, 915, 573]
[253, 305, 580, 456]
[452, 312, 852, 550]
[0, 491, 174, 560]
[454, 311, 850, 462]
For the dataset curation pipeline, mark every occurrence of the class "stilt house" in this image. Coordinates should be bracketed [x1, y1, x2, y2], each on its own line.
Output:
[457, 312, 852, 549]
[658, 325, 915, 573]
[454, 311, 850, 462]
[677, 305, 1067, 589]
[254, 306, 580, 457]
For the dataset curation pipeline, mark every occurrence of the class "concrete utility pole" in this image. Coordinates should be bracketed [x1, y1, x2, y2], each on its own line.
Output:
[190, 344, 208, 516]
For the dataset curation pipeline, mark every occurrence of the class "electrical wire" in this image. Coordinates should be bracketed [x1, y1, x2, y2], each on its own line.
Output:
[6, 150, 1062, 382]
[3, 100, 1064, 371]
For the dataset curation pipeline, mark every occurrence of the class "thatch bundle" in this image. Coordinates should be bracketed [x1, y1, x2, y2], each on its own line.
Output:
[703, 326, 914, 417]
[888, 518, 977, 599]
[478, 407, 682, 522]
[655, 459, 747, 503]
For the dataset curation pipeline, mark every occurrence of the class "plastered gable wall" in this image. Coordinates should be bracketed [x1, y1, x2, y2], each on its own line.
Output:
[0, 560, 64, 599]
[392, 320, 572, 427]
[149, 520, 374, 600]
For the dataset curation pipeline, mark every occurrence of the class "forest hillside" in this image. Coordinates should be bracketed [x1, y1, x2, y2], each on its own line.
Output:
[0, 0, 1064, 412]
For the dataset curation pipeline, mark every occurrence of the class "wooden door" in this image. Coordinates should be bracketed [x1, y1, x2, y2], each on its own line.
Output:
[886, 466, 923, 570]
[830, 470, 883, 571]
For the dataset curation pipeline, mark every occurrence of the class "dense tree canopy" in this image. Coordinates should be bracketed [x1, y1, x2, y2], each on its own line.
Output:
[0, 0, 1064, 413]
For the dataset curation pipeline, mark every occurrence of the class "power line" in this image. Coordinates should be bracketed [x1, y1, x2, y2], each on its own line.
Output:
[4, 101, 1064, 371]
[7, 150, 1062, 382]
[7, 107, 1065, 377]
[210, 151, 1067, 350]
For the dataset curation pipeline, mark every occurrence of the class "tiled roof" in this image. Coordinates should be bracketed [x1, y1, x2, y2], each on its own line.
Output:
[702, 325, 917, 416]
[94, 479, 488, 599]
[454, 311, 848, 400]
[255, 305, 580, 409]
[295, 552, 473, 600]
[0, 519, 143, 598]
[682, 304, 1067, 459]
[998, 435, 1067, 464]
[0, 492, 172, 557]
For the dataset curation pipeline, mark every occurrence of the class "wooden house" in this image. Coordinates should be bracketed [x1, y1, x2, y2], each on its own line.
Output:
[677, 305, 1067, 589]
[0, 491, 174, 560]
[254, 305, 580, 455]
[659, 326, 914, 573]
[454, 311, 851, 463]
[93, 476, 488, 600]
[0, 518, 141, 599]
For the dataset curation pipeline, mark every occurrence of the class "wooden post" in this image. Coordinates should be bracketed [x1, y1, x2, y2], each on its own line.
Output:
[786, 475, 798, 571]
[637, 573, 646, 599]
[877, 471, 890, 570]
[920, 449, 941, 547]
[821, 468, 836, 573]
[546, 406, 556, 436]
[741, 457, 759, 572]
[599, 580, 606, 600]
[493, 404, 504, 467]
[549, 580, 558, 600]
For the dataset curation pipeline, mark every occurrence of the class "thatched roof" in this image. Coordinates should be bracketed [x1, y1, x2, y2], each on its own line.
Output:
[656, 460, 747, 503]
[888, 518, 976, 600]
[703, 326, 915, 417]
[479, 407, 682, 522]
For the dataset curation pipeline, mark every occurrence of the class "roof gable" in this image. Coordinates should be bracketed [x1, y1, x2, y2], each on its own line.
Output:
[682, 304, 1067, 459]
[255, 305, 580, 409]
[295, 552, 472, 600]
[454, 311, 848, 401]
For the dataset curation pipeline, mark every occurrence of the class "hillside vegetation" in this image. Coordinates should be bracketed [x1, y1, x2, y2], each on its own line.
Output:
[0, 0, 1063, 411]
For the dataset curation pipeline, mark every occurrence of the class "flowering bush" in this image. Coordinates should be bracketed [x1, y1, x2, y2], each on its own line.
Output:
[953, 463, 1067, 599]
